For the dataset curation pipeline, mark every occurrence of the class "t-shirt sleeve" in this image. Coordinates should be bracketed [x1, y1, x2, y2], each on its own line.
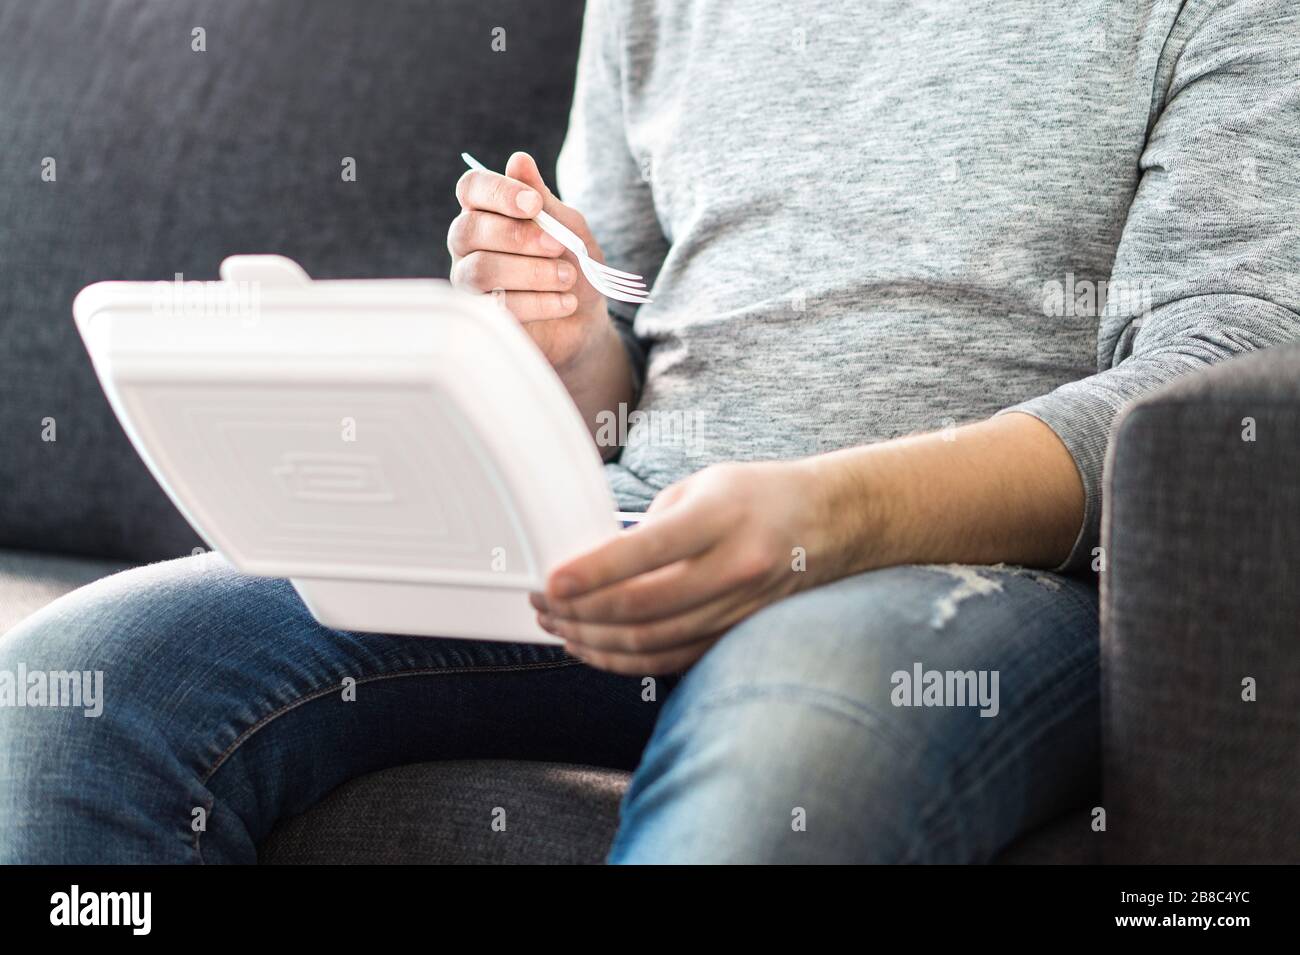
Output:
[1000, 0, 1300, 572]
[555, 0, 669, 396]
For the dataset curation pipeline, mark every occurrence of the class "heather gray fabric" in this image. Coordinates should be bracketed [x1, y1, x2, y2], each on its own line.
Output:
[0, 0, 584, 562]
[0, 549, 131, 635]
[1102, 345, 1300, 863]
[561, 0, 1300, 571]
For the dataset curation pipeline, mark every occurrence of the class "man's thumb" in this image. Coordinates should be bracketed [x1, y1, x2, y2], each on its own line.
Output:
[505, 151, 551, 200]
[504, 150, 591, 245]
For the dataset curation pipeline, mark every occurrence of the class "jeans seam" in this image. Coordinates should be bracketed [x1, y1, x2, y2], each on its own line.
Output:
[1040, 574, 1099, 620]
[191, 656, 582, 862]
[660, 682, 921, 758]
[896, 655, 1100, 864]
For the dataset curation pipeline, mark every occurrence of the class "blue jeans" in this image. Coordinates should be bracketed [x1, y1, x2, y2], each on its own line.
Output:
[0, 553, 1098, 863]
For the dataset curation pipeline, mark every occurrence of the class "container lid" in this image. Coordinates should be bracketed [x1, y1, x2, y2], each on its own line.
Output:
[73, 255, 619, 591]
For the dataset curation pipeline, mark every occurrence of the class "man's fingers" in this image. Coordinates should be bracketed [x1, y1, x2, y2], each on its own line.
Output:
[560, 637, 711, 677]
[545, 503, 725, 600]
[448, 210, 565, 258]
[450, 250, 578, 294]
[455, 168, 544, 218]
[538, 569, 758, 653]
[532, 550, 723, 624]
[495, 290, 580, 322]
[466, 151, 600, 260]
[541, 609, 710, 654]
[540, 584, 761, 662]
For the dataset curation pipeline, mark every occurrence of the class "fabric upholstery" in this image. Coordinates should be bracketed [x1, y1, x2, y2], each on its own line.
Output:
[258, 759, 1098, 864]
[995, 811, 1099, 865]
[0, 0, 584, 563]
[259, 760, 627, 865]
[1102, 345, 1300, 863]
[0, 548, 132, 635]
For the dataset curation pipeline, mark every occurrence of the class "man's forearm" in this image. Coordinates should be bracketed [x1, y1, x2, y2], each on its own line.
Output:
[558, 317, 638, 461]
[806, 412, 1085, 577]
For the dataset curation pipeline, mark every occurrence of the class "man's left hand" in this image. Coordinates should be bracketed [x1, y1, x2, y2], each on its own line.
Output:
[531, 460, 826, 675]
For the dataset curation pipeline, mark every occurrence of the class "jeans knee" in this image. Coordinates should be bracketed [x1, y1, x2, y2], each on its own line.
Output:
[614, 682, 946, 862]
[611, 567, 1098, 863]
[0, 554, 261, 862]
[0, 571, 136, 758]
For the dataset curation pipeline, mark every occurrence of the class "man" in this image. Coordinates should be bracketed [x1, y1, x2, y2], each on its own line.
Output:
[2, 0, 1296, 862]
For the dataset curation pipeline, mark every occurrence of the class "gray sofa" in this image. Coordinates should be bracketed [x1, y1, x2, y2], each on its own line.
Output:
[2, 1, 1296, 864]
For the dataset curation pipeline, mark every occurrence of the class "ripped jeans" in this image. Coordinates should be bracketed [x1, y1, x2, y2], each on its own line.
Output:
[0, 554, 1099, 863]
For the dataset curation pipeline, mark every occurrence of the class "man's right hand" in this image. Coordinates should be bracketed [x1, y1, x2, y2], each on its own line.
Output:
[448, 151, 618, 377]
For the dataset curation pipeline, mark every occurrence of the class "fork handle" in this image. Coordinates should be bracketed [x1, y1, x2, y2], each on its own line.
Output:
[534, 210, 588, 259]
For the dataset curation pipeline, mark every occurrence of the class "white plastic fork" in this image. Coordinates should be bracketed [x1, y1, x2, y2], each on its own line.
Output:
[461, 152, 651, 305]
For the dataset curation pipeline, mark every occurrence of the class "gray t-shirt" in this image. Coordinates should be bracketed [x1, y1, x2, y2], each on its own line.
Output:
[556, 0, 1300, 571]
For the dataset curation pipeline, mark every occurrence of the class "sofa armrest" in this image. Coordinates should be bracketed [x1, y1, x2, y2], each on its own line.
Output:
[1101, 344, 1300, 863]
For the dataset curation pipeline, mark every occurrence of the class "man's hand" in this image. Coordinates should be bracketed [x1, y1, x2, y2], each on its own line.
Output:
[449, 151, 615, 374]
[532, 413, 1085, 676]
[448, 151, 636, 450]
[530, 461, 829, 675]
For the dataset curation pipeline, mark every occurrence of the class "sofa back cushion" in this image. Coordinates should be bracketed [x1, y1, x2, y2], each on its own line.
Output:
[0, 0, 583, 561]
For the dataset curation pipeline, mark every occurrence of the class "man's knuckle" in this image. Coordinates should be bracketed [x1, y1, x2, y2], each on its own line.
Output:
[490, 177, 513, 209]
[535, 258, 557, 287]
[731, 546, 774, 584]
[455, 170, 475, 207]
[447, 212, 472, 253]
[510, 217, 534, 250]
[515, 292, 540, 317]
[643, 535, 674, 567]
[623, 625, 650, 652]
[460, 251, 491, 289]
[510, 293, 541, 319]
[611, 590, 638, 620]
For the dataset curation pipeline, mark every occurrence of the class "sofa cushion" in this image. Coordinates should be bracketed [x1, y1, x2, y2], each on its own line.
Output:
[259, 760, 627, 865]
[0, 548, 133, 635]
[259, 758, 1093, 864]
[0, 0, 585, 563]
[1102, 345, 1300, 863]
[994, 810, 1099, 865]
